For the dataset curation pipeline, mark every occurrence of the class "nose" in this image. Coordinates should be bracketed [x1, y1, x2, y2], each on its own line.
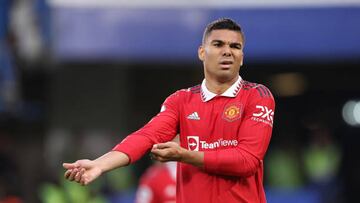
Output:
[222, 45, 232, 57]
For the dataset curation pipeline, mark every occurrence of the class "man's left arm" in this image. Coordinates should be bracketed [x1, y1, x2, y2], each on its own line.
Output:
[205, 91, 275, 177]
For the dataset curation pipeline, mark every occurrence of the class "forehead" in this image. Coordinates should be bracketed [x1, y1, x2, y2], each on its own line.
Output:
[205, 29, 243, 44]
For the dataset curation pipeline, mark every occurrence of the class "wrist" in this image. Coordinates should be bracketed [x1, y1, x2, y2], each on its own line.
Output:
[179, 148, 189, 163]
[93, 159, 105, 174]
[180, 149, 204, 167]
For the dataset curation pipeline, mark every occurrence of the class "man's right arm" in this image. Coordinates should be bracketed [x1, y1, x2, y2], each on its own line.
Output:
[63, 151, 129, 185]
[112, 91, 181, 164]
[63, 90, 181, 185]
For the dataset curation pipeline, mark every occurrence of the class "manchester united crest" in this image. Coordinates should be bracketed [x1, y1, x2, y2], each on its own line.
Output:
[223, 103, 243, 122]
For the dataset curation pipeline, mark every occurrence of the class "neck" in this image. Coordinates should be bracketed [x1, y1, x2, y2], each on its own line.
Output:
[205, 75, 239, 95]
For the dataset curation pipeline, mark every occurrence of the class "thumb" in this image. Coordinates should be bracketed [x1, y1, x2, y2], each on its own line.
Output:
[63, 161, 80, 169]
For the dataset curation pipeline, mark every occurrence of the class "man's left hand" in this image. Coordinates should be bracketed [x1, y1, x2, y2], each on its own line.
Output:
[150, 142, 185, 162]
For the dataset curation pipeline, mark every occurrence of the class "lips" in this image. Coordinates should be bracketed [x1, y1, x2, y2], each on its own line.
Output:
[219, 60, 233, 69]
[220, 60, 233, 65]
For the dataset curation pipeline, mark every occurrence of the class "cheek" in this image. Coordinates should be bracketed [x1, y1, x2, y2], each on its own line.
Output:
[205, 49, 219, 61]
[236, 52, 244, 63]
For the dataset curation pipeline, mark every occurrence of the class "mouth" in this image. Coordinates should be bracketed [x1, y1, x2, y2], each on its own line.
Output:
[219, 60, 233, 69]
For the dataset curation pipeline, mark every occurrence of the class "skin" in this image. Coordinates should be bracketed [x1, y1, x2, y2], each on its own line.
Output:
[63, 29, 244, 185]
[199, 29, 244, 94]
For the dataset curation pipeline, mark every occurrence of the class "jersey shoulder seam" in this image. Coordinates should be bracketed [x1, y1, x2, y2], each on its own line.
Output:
[241, 80, 272, 98]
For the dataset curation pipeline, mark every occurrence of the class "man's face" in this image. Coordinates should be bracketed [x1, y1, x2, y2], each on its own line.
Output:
[198, 29, 244, 83]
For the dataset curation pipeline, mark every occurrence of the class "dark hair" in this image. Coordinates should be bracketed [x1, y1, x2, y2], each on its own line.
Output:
[202, 18, 245, 44]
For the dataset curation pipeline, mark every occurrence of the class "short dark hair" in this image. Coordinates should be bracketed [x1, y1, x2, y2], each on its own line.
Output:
[202, 18, 245, 44]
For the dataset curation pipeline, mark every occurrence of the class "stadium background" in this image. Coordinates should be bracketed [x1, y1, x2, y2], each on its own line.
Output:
[1, 0, 360, 202]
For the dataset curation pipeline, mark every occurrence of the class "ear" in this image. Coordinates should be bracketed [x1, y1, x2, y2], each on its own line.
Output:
[198, 45, 205, 61]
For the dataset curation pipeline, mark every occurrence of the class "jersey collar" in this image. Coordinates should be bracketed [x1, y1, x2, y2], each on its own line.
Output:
[201, 76, 242, 102]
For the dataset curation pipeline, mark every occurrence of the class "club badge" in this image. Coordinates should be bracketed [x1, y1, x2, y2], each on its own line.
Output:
[223, 103, 243, 122]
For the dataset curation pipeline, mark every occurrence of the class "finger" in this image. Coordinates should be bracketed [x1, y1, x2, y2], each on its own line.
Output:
[63, 162, 79, 169]
[79, 171, 88, 186]
[68, 168, 78, 181]
[154, 142, 172, 149]
[151, 153, 169, 162]
[151, 145, 170, 153]
[81, 175, 90, 185]
[150, 147, 158, 153]
[152, 148, 171, 157]
[74, 168, 84, 182]
[152, 144, 160, 151]
[80, 168, 86, 177]
[64, 170, 72, 179]
[83, 179, 89, 185]
[80, 175, 85, 185]
[155, 156, 168, 162]
[150, 149, 164, 156]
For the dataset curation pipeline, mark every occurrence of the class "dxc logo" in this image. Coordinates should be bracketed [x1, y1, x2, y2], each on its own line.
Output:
[252, 105, 274, 122]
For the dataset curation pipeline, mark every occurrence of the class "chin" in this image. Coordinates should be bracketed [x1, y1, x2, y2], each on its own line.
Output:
[215, 73, 234, 83]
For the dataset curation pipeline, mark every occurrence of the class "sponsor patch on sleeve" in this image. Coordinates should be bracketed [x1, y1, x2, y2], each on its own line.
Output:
[251, 105, 274, 126]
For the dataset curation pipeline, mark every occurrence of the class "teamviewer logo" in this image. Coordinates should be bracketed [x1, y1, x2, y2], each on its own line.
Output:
[187, 136, 199, 151]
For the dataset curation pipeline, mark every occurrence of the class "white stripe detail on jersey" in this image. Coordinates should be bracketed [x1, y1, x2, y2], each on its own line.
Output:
[187, 112, 200, 120]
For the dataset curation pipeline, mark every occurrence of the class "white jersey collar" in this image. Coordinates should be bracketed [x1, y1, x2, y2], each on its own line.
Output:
[200, 76, 242, 102]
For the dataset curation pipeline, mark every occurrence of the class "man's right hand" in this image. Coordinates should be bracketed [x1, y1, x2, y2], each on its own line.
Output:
[63, 151, 130, 186]
[63, 159, 102, 185]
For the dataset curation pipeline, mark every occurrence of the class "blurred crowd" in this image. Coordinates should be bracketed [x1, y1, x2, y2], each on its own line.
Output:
[265, 121, 343, 203]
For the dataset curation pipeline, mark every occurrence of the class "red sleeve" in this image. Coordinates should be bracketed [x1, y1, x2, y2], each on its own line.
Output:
[203, 87, 275, 177]
[112, 91, 181, 163]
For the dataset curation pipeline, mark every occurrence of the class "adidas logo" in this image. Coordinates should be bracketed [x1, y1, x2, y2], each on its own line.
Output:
[187, 112, 200, 120]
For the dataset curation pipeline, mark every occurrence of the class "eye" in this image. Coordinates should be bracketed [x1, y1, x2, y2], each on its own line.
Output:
[231, 44, 242, 49]
[213, 42, 222, 47]
[211, 40, 224, 47]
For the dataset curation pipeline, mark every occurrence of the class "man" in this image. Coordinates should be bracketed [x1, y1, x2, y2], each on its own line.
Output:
[63, 18, 275, 203]
[135, 161, 176, 203]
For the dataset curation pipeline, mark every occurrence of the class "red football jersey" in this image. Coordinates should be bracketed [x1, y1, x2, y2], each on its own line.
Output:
[113, 76, 275, 203]
[135, 162, 176, 203]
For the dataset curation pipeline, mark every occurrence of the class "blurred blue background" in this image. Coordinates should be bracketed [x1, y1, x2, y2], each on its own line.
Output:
[1, 0, 360, 202]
